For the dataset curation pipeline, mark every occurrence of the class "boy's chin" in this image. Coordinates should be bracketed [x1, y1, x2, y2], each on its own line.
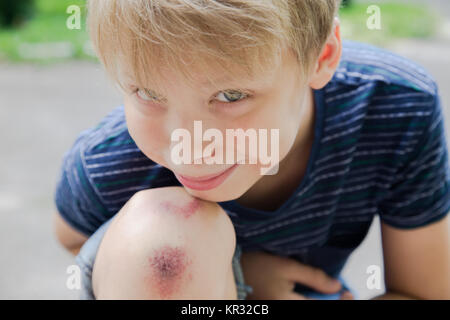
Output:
[183, 186, 244, 203]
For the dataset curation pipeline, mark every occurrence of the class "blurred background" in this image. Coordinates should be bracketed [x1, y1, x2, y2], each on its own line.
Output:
[0, 0, 449, 299]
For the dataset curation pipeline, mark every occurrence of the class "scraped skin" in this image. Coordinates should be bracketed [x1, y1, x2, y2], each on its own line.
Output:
[148, 245, 193, 298]
[158, 198, 202, 219]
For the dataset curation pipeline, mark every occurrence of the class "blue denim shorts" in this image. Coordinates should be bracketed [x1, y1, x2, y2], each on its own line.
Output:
[75, 217, 356, 300]
[75, 217, 254, 300]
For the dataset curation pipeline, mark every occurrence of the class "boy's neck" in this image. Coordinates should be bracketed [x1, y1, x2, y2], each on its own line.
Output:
[235, 88, 316, 212]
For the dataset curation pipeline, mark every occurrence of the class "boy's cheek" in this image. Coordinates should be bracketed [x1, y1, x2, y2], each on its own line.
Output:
[124, 113, 169, 166]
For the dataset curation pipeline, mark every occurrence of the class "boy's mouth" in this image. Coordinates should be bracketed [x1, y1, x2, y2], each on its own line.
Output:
[174, 164, 239, 191]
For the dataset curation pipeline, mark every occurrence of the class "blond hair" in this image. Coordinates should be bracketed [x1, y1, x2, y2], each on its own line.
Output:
[87, 0, 341, 91]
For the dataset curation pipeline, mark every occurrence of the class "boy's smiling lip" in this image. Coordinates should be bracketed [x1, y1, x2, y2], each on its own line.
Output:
[174, 164, 239, 190]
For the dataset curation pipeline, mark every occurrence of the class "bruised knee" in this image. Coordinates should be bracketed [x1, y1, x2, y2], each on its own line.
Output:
[92, 186, 236, 299]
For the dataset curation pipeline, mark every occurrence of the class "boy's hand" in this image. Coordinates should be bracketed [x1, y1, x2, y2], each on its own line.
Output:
[240, 251, 354, 300]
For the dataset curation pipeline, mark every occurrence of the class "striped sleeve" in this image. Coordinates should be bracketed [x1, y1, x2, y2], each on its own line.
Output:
[378, 94, 450, 229]
[54, 128, 109, 237]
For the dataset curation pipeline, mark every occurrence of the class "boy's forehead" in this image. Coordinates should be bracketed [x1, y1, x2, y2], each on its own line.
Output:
[119, 46, 296, 90]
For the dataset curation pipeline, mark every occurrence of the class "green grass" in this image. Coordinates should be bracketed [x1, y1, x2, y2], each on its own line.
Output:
[0, 0, 442, 63]
[339, 1, 440, 46]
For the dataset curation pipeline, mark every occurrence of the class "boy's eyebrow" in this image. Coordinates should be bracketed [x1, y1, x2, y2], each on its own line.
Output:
[131, 77, 256, 93]
[122, 70, 270, 97]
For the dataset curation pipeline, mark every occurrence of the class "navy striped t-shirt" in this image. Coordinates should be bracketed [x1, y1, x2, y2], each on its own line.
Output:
[54, 40, 450, 282]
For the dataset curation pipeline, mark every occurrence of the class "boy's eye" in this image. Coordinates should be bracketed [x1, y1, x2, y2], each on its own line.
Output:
[216, 90, 248, 103]
[133, 87, 249, 106]
[136, 88, 159, 101]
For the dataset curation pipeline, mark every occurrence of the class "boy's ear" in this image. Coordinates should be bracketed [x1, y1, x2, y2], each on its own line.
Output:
[309, 18, 342, 90]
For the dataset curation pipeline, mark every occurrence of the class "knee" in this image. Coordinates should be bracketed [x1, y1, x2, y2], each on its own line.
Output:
[92, 186, 237, 299]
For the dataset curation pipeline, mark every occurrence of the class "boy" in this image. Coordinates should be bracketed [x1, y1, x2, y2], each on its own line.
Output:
[54, 0, 450, 299]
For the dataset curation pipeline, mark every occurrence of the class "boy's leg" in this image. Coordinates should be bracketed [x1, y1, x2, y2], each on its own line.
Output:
[88, 186, 238, 299]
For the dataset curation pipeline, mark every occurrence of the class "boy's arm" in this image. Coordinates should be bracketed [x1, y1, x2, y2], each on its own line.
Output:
[53, 119, 115, 251]
[376, 92, 450, 299]
[53, 211, 89, 256]
[373, 215, 450, 300]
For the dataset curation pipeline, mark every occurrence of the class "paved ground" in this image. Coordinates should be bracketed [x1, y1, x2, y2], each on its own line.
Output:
[0, 62, 122, 299]
[0, 2, 449, 300]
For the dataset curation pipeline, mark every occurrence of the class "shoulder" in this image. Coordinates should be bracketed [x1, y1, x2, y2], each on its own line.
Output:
[323, 40, 441, 138]
[322, 41, 440, 127]
[333, 40, 438, 96]
[317, 40, 444, 177]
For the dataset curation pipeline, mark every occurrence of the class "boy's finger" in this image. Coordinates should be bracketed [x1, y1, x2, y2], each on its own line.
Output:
[340, 291, 354, 300]
[286, 261, 342, 294]
[282, 292, 310, 300]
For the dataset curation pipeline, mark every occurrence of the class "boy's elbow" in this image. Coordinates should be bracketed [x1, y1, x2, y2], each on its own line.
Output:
[53, 211, 88, 255]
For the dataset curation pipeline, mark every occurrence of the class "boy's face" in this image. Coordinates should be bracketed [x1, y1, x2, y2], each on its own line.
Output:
[122, 47, 313, 202]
